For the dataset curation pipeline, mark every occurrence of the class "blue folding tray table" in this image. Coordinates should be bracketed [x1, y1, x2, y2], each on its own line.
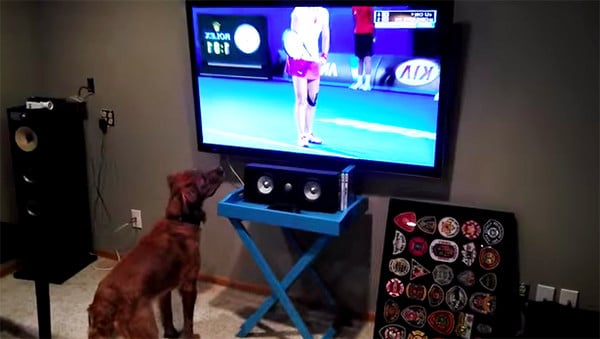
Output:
[217, 187, 368, 339]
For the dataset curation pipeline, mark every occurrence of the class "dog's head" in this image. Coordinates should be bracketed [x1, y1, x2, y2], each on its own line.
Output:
[165, 166, 225, 224]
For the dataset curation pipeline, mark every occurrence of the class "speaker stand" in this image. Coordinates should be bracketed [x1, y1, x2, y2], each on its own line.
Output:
[13, 253, 97, 284]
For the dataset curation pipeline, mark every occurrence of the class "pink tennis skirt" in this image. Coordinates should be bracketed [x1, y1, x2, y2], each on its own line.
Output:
[285, 57, 320, 80]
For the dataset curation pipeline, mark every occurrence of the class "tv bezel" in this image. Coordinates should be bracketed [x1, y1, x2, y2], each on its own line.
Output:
[185, 0, 457, 178]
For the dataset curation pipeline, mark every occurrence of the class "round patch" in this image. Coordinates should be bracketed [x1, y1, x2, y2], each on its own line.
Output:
[389, 258, 410, 277]
[407, 330, 427, 339]
[469, 293, 496, 315]
[427, 310, 455, 335]
[461, 220, 481, 240]
[479, 246, 501, 270]
[383, 299, 401, 323]
[432, 264, 454, 286]
[401, 305, 427, 328]
[483, 219, 504, 245]
[394, 212, 417, 233]
[406, 283, 427, 301]
[476, 323, 493, 334]
[445, 285, 468, 311]
[392, 231, 407, 255]
[438, 217, 460, 238]
[430, 239, 459, 263]
[408, 237, 428, 256]
[378, 324, 407, 339]
[428, 284, 445, 307]
[417, 216, 436, 234]
[386, 278, 405, 297]
[457, 270, 476, 287]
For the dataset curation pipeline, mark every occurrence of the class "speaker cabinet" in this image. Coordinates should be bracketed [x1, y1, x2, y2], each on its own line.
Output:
[243, 163, 345, 213]
[6, 99, 96, 284]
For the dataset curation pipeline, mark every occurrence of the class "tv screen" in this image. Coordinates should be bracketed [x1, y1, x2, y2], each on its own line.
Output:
[185, 0, 456, 177]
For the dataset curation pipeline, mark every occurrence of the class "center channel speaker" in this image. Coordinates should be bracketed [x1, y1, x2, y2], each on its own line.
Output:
[243, 163, 354, 213]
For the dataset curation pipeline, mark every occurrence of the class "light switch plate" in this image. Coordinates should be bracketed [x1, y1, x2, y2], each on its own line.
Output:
[535, 284, 555, 302]
[558, 289, 579, 307]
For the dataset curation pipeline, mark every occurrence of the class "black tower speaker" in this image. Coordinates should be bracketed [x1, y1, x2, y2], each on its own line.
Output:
[6, 98, 96, 284]
[243, 163, 344, 213]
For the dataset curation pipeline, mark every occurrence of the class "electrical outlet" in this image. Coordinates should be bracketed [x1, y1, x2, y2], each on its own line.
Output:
[101, 109, 115, 127]
[131, 209, 142, 229]
[535, 284, 556, 302]
[558, 288, 579, 307]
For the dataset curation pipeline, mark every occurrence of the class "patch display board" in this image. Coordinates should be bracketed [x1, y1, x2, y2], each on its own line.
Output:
[374, 198, 521, 339]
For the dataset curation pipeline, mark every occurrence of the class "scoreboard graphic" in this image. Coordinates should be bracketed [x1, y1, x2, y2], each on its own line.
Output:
[374, 9, 437, 29]
[196, 14, 271, 78]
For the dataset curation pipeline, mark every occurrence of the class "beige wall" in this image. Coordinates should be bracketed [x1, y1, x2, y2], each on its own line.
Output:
[1, 0, 598, 313]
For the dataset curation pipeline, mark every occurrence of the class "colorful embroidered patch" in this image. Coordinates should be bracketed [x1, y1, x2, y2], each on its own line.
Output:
[455, 312, 474, 339]
[384, 299, 401, 323]
[479, 272, 498, 291]
[428, 284, 445, 307]
[394, 212, 417, 233]
[461, 220, 481, 240]
[432, 264, 454, 286]
[401, 305, 427, 328]
[476, 323, 493, 334]
[410, 259, 431, 280]
[389, 257, 410, 277]
[479, 246, 500, 270]
[408, 237, 428, 256]
[445, 285, 468, 311]
[438, 217, 460, 238]
[461, 242, 477, 267]
[406, 283, 427, 301]
[457, 270, 476, 287]
[417, 216, 436, 234]
[386, 278, 405, 297]
[483, 219, 504, 245]
[427, 310, 455, 335]
[429, 239, 459, 263]
[392, 231, 407, 255]
[407, 330, 427, 339]
[378, 324, 407, 339]
[469, 292, 496, 315]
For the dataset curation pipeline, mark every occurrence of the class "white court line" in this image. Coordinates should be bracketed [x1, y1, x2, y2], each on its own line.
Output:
[204, 129, 354, 158]
[317, 118, 437, 140]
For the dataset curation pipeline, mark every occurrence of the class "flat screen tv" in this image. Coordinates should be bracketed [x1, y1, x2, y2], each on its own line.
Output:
[185, 0, 456, 178]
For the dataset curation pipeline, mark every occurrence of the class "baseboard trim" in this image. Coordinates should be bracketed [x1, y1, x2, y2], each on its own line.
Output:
[94, 250, 376, 322]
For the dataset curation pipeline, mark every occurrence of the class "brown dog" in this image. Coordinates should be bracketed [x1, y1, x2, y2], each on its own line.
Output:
[88, 166, 225, 339]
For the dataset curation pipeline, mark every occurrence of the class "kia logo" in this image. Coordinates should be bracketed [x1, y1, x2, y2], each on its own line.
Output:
[395, 58, 440, 86]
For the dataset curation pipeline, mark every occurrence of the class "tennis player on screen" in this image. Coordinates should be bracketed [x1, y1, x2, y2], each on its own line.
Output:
[284, 6, 330, 147]
[349, 6, 374, 91]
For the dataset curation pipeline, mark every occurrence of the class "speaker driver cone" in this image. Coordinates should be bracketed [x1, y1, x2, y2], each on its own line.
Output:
[257, 175, 274, 195]
[303, 181, 321, 201]
[15, 126, 38, 152]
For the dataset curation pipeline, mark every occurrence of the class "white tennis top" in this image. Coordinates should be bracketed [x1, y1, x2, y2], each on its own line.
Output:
[291, 7, 329, 62]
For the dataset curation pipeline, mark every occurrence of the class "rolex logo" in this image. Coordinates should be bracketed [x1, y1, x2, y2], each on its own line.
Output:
[212, 21, 221, 32]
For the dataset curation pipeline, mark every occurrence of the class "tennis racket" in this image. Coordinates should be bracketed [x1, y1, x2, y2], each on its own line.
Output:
[282, 29, 313, 60]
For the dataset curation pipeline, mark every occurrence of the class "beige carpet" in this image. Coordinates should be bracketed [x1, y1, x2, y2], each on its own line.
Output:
[0, 258, 373, 339]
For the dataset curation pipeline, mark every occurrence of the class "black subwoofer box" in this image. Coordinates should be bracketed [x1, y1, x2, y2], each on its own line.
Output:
[243, 163, 345, 213]
[6, 98, 96, 284]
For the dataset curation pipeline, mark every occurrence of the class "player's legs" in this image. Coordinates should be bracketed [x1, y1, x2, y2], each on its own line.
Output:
[292, 76, 309, 147]
[305, 78, 322, 144]
[359, 34, 374, 91]
[350, 58, 365, 90]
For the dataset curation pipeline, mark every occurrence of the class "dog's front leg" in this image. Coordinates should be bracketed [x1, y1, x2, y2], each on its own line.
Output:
[159, 291, 180, 338]
[179, 278, 199, 339]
